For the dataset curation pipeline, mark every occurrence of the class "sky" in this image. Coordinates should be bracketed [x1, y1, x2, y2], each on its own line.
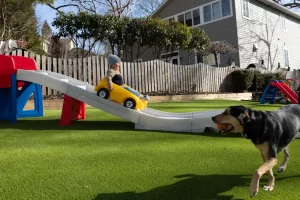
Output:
[35, 0, 73, 33]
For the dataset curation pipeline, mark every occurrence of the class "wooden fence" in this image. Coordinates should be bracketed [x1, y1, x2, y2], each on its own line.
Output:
[4, 49, 236, 95]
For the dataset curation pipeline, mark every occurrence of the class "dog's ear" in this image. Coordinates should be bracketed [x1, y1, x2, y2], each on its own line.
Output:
[230, 105, 252, 124]
[237, 112, 251, 124]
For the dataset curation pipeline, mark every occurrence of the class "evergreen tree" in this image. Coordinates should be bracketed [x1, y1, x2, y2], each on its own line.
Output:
[41, 21, 52, 40]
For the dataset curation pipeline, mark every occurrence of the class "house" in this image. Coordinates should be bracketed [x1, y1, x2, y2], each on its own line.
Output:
[138, 0, 300, 70]
[42, 37, 75, 58]
[0, 40, 26, 54]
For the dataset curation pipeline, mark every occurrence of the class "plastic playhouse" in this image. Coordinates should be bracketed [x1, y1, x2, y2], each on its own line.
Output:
[0, 54, 86, 125]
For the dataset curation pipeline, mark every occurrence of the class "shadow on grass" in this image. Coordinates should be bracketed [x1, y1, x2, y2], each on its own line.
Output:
[0, 119, 241, 139]
[93, 173, 300, 200]
[0, 120, 135, 131]
[94, 173, 247, 200]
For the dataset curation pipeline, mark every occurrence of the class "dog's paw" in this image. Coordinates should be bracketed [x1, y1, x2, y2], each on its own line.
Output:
[250, 191, 258, 198]
[277, 166, 286, 173]
[250, 187, 258, 197]
[263, 184, 274, 191]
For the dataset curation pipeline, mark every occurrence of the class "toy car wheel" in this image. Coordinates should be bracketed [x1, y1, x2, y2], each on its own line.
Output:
[124, 98, 136, 109]
[97, 88, 110, 99]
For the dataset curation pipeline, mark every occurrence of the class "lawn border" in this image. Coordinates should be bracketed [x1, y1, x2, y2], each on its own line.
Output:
[25, 93, 252, 110]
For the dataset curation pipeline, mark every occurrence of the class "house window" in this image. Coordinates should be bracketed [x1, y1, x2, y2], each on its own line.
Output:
[161, 51, 180, 65]
[242, 0, 250, 18]
[164, 0, 232, 26]
[185, 12, 192, 26]
[283, 48, 289, 67]
[221, 0, 231, 17]
[168, 17, 175, 23]
[281, 15, 286, 31]
[204, 5, 212, 22]
[203, 53, 220, 66]
[193, 9, 200, 25]
[178, 14, 184, 25]
[212, 2, 221, 20]
[203, 0, 231, 23]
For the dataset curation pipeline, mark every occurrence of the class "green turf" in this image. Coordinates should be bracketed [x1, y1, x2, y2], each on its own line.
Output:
[1, 100, 300, 200]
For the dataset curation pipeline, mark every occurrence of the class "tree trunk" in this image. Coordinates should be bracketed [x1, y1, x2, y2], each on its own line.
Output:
[214, 52, 219, 67]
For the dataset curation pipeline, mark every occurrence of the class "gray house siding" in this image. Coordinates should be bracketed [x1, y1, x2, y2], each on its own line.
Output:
[200, 16, 239, 67]
[235, 0, 300, 70]
[136, 0, 300, 69]
[137, 0, 240, 67]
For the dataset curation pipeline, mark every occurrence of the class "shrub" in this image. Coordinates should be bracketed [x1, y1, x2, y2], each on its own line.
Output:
[243, 70, 286, 92]
[230, 70, 254, 92]
[262, 72, 285, 89]
[249, 71, 264, 92]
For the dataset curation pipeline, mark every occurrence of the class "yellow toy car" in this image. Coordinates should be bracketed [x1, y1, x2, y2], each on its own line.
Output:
[94, 78, 148, 110]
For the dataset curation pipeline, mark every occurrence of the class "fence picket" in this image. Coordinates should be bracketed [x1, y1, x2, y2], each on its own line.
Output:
[68, 59, 73, 78]
[47, 57, 52, 95]
[58, 58, 62, 74]
[123, 61, 127, 84]
[35, 54, 41, 69]
[41, 55, 46, 94]
[88, 57, 92, 84]
[78, 58, 83, 82]
[73, 58, 77, 80]
[83, 58, 87, 83]
[96, 56, 100, 84]
[144, 61, 148, 93]
[53, 58, 58, 95]
[92, 56, 97, 86]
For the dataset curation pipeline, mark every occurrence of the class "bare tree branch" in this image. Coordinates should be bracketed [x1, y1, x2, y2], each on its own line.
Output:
[46, 3, 81, 12]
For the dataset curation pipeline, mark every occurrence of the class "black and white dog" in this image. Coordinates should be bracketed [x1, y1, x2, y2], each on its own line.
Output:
[212, 104, 300, 197]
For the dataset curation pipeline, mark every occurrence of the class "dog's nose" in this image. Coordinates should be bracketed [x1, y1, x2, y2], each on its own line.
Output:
[212, 116, 216, 122]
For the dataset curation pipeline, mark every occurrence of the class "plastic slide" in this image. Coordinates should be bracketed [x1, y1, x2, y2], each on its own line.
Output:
[16, 70, 222, 133]
[270, 81, 298, 104]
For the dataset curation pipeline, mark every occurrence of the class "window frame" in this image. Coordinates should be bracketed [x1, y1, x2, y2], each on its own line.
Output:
[185, 11, 193, 27]
[283, 47, 289, 68]
[221, 0, 232, 17]
[242, 0, 250, 19]
[280, 14, 287, 31]
[212, 1, 222, 20]
[192, 8, 201, 26]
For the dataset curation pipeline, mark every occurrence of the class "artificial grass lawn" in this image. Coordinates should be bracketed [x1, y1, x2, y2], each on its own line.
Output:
[1, 100, 300, 200]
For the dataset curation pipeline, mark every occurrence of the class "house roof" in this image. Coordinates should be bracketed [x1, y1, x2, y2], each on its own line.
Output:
[151, 0, 300, 21]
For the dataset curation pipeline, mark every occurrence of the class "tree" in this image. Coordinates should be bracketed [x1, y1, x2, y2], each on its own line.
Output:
[42, 21, 52, 39]
[274, 0, 300, 8]
[134, 0, 163, 17]
[163, 22, 191, 61]
[47, 0, 138, 17]
[52, 12, 97, 57]
[147, 18, 169, 59]
[184, 28, 210, 64]
[123, 18, 142, 61]
[207, 40, 238, 67]
[0, 0, 52, 53]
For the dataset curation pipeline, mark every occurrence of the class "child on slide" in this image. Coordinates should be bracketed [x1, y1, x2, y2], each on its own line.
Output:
[106, 54, 149, 101]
